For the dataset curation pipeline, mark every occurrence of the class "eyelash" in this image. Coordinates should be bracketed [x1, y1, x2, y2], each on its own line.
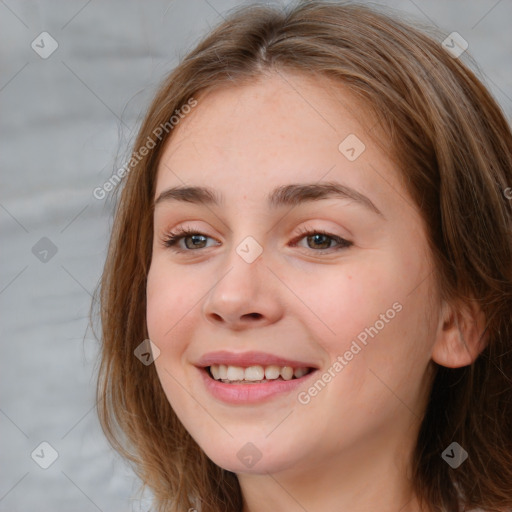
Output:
[161, 225, 353, 254]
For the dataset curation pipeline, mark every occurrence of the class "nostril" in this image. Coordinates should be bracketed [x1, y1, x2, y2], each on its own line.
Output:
[245, 313, 262, 319]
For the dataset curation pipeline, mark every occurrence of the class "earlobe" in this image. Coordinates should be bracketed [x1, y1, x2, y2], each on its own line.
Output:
[431, 298, 488, 368]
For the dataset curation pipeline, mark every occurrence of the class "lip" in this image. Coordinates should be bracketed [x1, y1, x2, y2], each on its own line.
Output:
[195, 350, 319, 369]
[198, 365, 319, 404]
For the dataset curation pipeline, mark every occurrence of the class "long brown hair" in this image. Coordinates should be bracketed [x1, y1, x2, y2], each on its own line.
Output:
[92, 2, 512, 511]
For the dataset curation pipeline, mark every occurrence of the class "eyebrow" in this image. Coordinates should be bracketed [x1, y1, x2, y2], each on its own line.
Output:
[154, 181, 383, 217]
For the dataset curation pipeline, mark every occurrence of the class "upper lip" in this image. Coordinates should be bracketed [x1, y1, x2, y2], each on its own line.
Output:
[196, 351, 319, 369]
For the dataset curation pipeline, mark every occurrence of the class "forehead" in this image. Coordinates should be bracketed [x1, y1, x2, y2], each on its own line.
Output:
[154, 71, 402, 214]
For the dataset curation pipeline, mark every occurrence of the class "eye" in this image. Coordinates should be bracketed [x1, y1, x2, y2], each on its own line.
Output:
[160, 225, 352, 253]
[161, 226, 219, 251]
[290, 225, 352, 252]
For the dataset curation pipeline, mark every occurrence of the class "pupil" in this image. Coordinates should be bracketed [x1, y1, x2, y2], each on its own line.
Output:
[186, 235, 206, 249]
[309, 234, 330, 249]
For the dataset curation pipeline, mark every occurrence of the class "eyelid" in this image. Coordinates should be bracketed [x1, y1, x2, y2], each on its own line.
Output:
[289, 224, 352, 252]
[160, 223, 352, 253]
[160, 225, 219, 251]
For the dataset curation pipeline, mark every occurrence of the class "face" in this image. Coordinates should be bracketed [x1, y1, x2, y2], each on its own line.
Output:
[146, 72, 440, 479]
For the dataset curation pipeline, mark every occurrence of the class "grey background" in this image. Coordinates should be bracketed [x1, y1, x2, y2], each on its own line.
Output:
[1, 0, 511, 510]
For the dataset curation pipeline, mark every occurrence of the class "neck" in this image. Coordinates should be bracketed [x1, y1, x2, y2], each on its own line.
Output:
[237, 422, 430, 512]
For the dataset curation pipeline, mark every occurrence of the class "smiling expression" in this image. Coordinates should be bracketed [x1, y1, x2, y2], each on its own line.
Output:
[146, 71, 440, 478]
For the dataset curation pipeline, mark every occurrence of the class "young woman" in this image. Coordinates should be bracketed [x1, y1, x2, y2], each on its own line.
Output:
[93, 2, 512, 511]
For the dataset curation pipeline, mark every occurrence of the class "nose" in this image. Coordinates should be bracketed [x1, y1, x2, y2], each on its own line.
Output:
[202, 247, 284, 330]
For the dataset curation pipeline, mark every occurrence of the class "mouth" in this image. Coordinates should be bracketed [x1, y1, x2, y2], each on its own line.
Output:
[195, 351, 320, 403]
[199, 364, 318, 404]
[205, 364, 316, 384]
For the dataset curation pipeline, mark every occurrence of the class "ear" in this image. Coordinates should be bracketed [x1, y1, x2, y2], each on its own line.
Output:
[431, 298, 488, 368]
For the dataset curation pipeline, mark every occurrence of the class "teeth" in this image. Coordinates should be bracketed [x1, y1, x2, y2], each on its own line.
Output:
[281, 366, 294, 381]
[294, 367, 309, 378]
[210, 365, 220, 379]
[245, 366, 265, 381]
[208, 364, 312, 383]
[264, 365, 280, 380]
[226, 366, 245, 380]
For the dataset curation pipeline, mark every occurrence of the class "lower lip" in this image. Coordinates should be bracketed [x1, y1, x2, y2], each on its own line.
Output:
[198, 367, 318, 404]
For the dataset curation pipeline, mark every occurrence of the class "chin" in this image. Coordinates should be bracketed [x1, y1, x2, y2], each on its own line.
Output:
[198, 439, 303, 475]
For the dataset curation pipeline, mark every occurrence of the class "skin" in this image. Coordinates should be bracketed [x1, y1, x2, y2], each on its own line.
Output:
[146, 71, 485, 512]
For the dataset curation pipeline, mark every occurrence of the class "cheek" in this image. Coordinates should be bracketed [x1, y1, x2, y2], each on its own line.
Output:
[288, 256, 399, 345]
[146, 259, 193, 356]
[298, 249, 433, 373]
[146, 261, 203, 415]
